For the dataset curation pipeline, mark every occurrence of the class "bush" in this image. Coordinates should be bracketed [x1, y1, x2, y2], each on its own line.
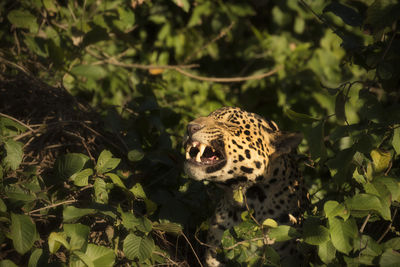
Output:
[0, 0, 399, 266]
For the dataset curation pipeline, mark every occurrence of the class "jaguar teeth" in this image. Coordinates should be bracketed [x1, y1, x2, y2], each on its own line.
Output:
[196, 144, 206, 162]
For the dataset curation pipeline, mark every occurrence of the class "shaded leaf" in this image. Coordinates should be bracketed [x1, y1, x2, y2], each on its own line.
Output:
[284, 108, 319, 124]
[10, 213, 38, 254]
[63, 206, 96, 222]
[3, 139, 23, 171]
[55, 153, 89, 180]
[323, 2, 363, 26]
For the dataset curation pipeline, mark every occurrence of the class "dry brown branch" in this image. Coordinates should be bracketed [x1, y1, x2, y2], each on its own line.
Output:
[27, 199, 77, 215]
[0, 112, 35, 132]
[359, 213, 371, 233]
[174, 66, 281, 83]
[377, 208, 398, 243]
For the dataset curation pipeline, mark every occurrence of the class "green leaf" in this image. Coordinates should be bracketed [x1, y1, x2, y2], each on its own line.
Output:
[10, 213, 38, 254]
[318, 240, 336, 264]
[7, 9, 38, 32]
[28, 248, 44, 267]
[303, 220, 330, 245]
[335, 91, 346, 122]
[307, 120, 327, 161]
[323, 2, 363, 26]
[0, 199, 6, 212]
[383, 237, 400, 250]
[121, 212, 152, 233]
[105, 173, 126, 189]
[3, 139, 23, 171]
[329, 217, 358, 254]
[127, 149, 145, 162]
[346, 193, 390, 220]
[71, 168, 93, 187]
[262, 218, 278, 228]
[70, 65, 107, 80]
[95, 150, 121, 174]
[72, 250, 94, 267]
[392, 127, 400, 154]
[153, 221, 183, 235]
[0, 260, 18, 267]
[130, 183, 147, 199]
[370, 149, 391, 174]
[94, 178, 108, 204]
[172, 0, 190, 12]
[324, 200, 349, 220]
[84, 244, 115, 267]
[123, 233, 155, 262]
[268, 225, 298, 242]
[55, 153, 89, 180]
[64, 224, 90, 251]
[284, 108, 319, 124]
[48, 232, 70, 253]
[379, 249, 400, 267]
[63, 206, 96, 222]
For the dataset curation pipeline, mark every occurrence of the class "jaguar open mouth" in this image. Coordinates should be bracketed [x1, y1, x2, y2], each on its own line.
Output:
[185, 141, 224, 165]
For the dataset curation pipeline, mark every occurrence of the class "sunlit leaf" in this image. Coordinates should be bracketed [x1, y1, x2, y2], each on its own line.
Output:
[268, 225, 298, 242]
[370, 149, 391, 174]
[71, 168, 93, 187]
[123, 233, 155, 262]
[262, 218, 278, 228]
[318, 240, 336, 264]
[48, 232, 69, 253]
[70, 65, 107, 80]
[7, 9, 38, 32]
[96, 150, 121, 174]
[64, 223, 90, 251]
[329, 217, 357, 254]
[392, 127, 400, 154]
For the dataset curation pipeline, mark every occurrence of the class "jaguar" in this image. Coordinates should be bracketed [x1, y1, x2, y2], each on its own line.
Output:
[183, 107, 307, 266]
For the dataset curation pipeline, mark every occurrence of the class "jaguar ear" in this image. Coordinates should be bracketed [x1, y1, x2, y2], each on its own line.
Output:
[270, 131, 303, 157]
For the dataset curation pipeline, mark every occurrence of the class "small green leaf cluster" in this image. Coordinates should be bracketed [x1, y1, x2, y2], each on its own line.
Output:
[0, 145, 182, 266]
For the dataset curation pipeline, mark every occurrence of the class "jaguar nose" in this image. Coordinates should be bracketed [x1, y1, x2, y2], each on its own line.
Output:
[187, 123, 203, 135]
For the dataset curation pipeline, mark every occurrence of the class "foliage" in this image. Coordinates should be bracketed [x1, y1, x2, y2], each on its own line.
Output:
[1, 0, 400, 266]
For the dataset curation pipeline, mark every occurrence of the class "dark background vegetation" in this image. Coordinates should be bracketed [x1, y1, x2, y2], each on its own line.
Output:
[0, 0, 400, 266]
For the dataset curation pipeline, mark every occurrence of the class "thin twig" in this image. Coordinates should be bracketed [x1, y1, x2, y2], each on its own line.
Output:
[181, 231, 204, 267]
[184, 22, 235, 64]
[27, 199, 77, 215]
[360, 213, 371, 233]
[377, 208, 398, 243]
[0, 112, 35, 132]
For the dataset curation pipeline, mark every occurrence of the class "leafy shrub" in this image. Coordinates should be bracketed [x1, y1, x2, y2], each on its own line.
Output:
[1, 0, 400, 266]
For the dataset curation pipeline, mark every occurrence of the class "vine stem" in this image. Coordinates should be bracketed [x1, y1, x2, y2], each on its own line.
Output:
[181, 231, 204, 267]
